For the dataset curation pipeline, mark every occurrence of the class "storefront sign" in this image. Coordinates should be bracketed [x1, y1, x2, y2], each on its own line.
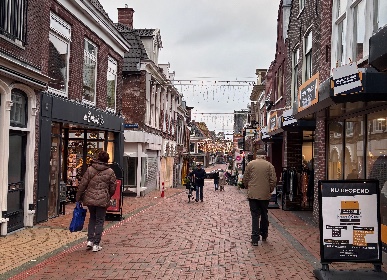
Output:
[318, 180, 382, 263]
[269, 111, 278, 131]
[124, 123, 139, 129]
[83, 111, 105, 126]
[332, 63, 362, 96]
[261, 127, 269, 140]
[298, 73, 319, 112]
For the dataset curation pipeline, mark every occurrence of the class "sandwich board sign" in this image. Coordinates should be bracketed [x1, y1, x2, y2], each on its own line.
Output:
[317, 180, 382, 273]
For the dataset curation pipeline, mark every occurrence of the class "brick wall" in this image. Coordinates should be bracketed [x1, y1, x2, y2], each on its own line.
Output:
[121, 73, 146, 126]
[50, 2, 124, 112]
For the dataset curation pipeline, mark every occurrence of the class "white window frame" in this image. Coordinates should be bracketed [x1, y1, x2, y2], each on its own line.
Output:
[291, 46, 299, 106]
[82, 38, 98, 105]
[304, 30, 313, 82]
[0, 0, 26, 45]
[48, 12, 71, 97]
[352, 0, 366, 62]
[299, 0, 305, 12]
[376, 0, 387, 29]
[106, 56, 117, 113]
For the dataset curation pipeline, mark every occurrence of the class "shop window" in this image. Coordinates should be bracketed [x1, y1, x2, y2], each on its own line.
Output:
[367, 111, 387, 190]
[123, 156, 136, 186]
[344, 117, 363, 179]
[377, 0, 387, 29]
[107, 56, 117, 112]
[304, 31, 313, 81]
[48, 12, 70, 97]
[10, 90, 27, 128]
[291, 47, 299, 105]
[353, 1, 365, 62]
[0, 0, 26, 45]
[82, 39, 98, 104]
[328, 121, 344, 180]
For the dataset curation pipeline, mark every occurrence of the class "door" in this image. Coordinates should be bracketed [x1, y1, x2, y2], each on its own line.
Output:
[7, 131, 26, 232]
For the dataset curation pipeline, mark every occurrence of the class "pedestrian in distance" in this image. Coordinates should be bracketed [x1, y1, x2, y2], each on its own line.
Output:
[219, 169, 226, 191]
[76, 151, 116, 252]
[213, 169, 220, 191]
[192, 163, 206, 202]
[242, 149, 277, 246]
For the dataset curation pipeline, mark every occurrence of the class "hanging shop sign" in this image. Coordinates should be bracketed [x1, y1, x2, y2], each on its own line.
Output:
[269, 111, 278, 132]
[298, 73, 319, 112]
[261, 127, 270, 140]
[332, 62, 363, 96]
[245, 128, 256, 137]
[318, 180, 382, 266]
[282, 109, 297, 127]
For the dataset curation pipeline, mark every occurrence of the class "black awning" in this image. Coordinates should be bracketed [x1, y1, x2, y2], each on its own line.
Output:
[294, 70, 387, 119]
[369, 25, 387, 72]
[282, 120, 316, 132]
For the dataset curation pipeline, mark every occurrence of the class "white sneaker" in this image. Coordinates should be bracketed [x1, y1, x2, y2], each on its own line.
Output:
[92, 244, 102, 252]
[86, 241, 93, 249]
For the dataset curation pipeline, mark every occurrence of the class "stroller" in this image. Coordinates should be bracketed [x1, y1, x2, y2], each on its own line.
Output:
[184, 176, 196, 202]
[225, 171, 238, 186]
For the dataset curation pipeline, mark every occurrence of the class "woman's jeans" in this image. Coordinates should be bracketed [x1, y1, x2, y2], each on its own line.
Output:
[196, 185, 204, 201]
[248, 199, 269, 242]
[87, 206, 107, 245]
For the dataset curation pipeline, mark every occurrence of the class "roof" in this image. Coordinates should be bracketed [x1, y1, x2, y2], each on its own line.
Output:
[89, 0, 113, 24]
[115, 23, 149, 72]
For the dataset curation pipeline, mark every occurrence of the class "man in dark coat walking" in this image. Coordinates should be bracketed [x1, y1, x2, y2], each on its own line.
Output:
[192, 163, 206, 202]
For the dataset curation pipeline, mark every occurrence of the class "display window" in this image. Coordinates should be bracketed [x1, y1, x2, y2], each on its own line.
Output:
[328, 121, 343, 180]
[344, 116, 364, 179]
[48, 123, 116, 210]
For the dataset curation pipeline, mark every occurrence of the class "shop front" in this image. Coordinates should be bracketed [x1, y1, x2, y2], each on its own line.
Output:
[296, 65, 387, 250]
[37, 94, 124, 223]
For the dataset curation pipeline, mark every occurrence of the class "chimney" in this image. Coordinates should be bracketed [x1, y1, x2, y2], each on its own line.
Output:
[118, 6, 134, 29]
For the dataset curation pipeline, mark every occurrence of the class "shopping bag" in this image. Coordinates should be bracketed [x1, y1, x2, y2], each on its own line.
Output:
[69, 202, 87, 232]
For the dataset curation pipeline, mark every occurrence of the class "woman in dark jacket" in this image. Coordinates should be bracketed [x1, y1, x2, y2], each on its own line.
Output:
[76, 151, 116, 252]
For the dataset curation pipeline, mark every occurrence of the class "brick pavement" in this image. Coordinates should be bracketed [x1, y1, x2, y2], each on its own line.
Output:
[0, 164, 386, 280]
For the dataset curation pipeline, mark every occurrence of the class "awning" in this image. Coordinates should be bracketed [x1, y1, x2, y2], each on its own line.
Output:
[294, 69, 387, 119]
[123, 152, 148, 157]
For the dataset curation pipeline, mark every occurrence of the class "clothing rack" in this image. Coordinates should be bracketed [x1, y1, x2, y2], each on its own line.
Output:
[280, 167, 313, 211]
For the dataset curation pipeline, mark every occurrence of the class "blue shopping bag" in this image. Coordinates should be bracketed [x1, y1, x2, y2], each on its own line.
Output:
[69, 202, 87, 232]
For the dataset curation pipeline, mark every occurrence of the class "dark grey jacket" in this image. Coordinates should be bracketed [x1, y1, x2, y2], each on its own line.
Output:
[76, 161, 116, 208]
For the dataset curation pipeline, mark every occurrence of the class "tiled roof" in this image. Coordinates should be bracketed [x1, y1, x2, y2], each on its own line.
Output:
[137, 29, 163, 48]
[89, 0, 113, 24]
[115, 23, 149, 72]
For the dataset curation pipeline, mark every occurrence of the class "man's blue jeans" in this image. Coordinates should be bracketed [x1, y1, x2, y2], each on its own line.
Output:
[196, 185, 203, 201]
[248, 199, 269, 242]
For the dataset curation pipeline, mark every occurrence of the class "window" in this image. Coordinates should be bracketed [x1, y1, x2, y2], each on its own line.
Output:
[82, 39, 98, 104]
[48, 13, 71, 97]
[337, 19, 347, 66]
[299, 0, 305, 11]
[328, 121, 343, 180]
[106, 57, 117, 112]
[344, 117, 363, 179]
[0, 0, 26, 44]
[291, 47, 299, 104]
[372, 119, 384, 133]
[276, 65, 283, 101]
[353, 1, 365, 62]
[304, 31, 312, 81]
[337, 0, 348, 18]
[10, 90, 27, 128]
[377, 0, 387, 29]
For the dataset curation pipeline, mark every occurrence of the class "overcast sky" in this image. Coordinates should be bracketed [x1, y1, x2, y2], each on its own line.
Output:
[99, 0, 280, 135]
